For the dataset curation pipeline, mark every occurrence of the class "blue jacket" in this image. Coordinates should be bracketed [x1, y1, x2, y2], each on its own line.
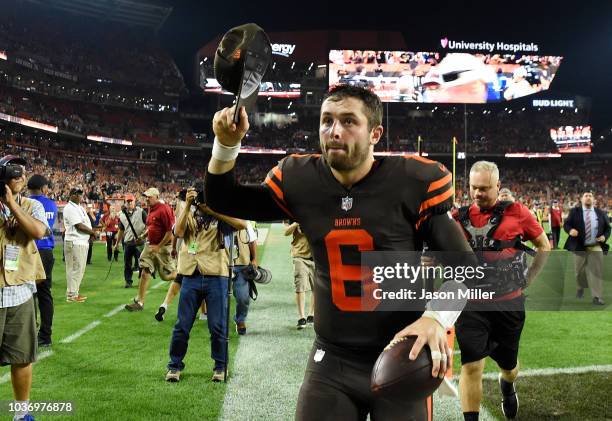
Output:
[30, 195, 58, 250]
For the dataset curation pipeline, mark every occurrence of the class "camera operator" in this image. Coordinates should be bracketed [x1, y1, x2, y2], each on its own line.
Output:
[165, 188, 247, 383]
[0, 155, 49, 421]
[114, 194, 147, 288]
[63, 188, 96, 302]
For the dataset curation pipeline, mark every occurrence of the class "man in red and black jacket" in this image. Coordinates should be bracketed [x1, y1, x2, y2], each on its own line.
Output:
[452, 161, 550, 421]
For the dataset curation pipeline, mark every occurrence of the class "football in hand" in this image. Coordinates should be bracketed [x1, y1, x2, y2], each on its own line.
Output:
[371, 336, 443, 401]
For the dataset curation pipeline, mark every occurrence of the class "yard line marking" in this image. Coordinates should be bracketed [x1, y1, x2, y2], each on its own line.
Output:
[59, 320, 102, 344]
[104, 304, 126, 318]
[151, 280, 166, 290]
[481, 364, 612, 380]
[0, 350, 55, 384]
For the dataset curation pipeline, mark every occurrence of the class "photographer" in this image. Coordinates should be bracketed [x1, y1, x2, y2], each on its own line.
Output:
[63, 187, 95, 302]
[165, 188, 247, 383]
[0, 155, 48, 421]
[114, 194, 147, 288]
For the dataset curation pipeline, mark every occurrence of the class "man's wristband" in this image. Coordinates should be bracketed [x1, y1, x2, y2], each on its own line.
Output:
[212, 137, 241, 162]
[422, 310, 461, 330]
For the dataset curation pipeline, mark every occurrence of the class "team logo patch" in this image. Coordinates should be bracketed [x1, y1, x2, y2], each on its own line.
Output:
[341, 196, 353, 211]
[314, 349, 325, 362]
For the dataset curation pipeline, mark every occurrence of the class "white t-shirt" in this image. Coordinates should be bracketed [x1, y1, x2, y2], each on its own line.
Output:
[63, 201, 92, 245]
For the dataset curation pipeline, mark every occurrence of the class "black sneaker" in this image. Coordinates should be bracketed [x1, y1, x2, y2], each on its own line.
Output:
[155, 306, 166, 322]
[306, 315, 314, 324]
[499, 374, 518, 419]
[38, 340, 52, 348]
[297, 318, 307, 330]
[124, 282, 133, 288]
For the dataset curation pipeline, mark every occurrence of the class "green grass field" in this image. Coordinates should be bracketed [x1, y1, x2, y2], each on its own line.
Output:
[0, 225, 609, 420]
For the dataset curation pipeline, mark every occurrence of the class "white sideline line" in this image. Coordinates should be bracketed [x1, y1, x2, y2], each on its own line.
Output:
[104, 304, 125, 318]
[59, 320, 102, 344]
[0, 350, 55, 385]
[256, 228, 269, 245]
[482, 364, 612, 380]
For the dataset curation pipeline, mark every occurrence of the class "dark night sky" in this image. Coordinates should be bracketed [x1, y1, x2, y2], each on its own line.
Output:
[158, 0, 612, 128]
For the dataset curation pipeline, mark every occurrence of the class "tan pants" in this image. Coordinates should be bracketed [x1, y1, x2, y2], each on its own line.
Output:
[65, 241, 89, 297]
[574, 245, 604, 299]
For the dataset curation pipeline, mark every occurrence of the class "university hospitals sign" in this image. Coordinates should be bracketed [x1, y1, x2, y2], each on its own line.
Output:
[440, 37, 539, 53]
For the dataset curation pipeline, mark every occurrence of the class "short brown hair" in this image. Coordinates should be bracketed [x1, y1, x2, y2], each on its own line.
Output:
[323, 85, 383, 131]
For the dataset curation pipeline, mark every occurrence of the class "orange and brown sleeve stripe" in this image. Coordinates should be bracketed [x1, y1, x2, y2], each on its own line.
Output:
[416, 176, 454, 230]
[264, 165, 294, 218]
[264, 165, 285, 203]
[427, 173, 452, 193]
[419, 185, 453, 215]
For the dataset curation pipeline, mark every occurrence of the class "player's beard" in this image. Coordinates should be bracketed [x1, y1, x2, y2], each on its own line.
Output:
[321, 138, 370, 172]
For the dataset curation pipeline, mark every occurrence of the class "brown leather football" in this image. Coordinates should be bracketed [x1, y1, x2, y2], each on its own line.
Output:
[371, 336, 443, 401]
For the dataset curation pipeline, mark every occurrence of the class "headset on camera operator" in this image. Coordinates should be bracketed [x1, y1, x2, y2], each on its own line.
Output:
[165, 186, 247, 383]
[0, 155, 49, 421]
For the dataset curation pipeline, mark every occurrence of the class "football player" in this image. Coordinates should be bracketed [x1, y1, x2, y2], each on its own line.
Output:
[206, 85, 474, 420]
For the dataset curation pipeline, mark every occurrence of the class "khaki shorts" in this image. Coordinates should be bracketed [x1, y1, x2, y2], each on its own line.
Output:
[0, 297, 37, 366]
[293, 257, 315, 293]
[139, 244, 176, 281]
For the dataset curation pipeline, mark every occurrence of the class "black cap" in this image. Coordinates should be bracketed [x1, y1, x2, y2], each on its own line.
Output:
[27, 174, 49, 190]
[214, 23, 272, 122]
[0, 155, 26, 167]
[69, 187, 84, 195]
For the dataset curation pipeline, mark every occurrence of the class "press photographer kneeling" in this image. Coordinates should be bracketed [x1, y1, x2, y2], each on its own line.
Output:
[0, 155, 49, 421]
[165, 187, 247, 383]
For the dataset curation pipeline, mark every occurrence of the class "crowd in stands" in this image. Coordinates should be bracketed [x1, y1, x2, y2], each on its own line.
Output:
[2, 123, 609, 218]
[238, 106, 597, 155]
[0, 0, 185, 110]
[0, 125, 279, 206]
[0, 84, 196, 146]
